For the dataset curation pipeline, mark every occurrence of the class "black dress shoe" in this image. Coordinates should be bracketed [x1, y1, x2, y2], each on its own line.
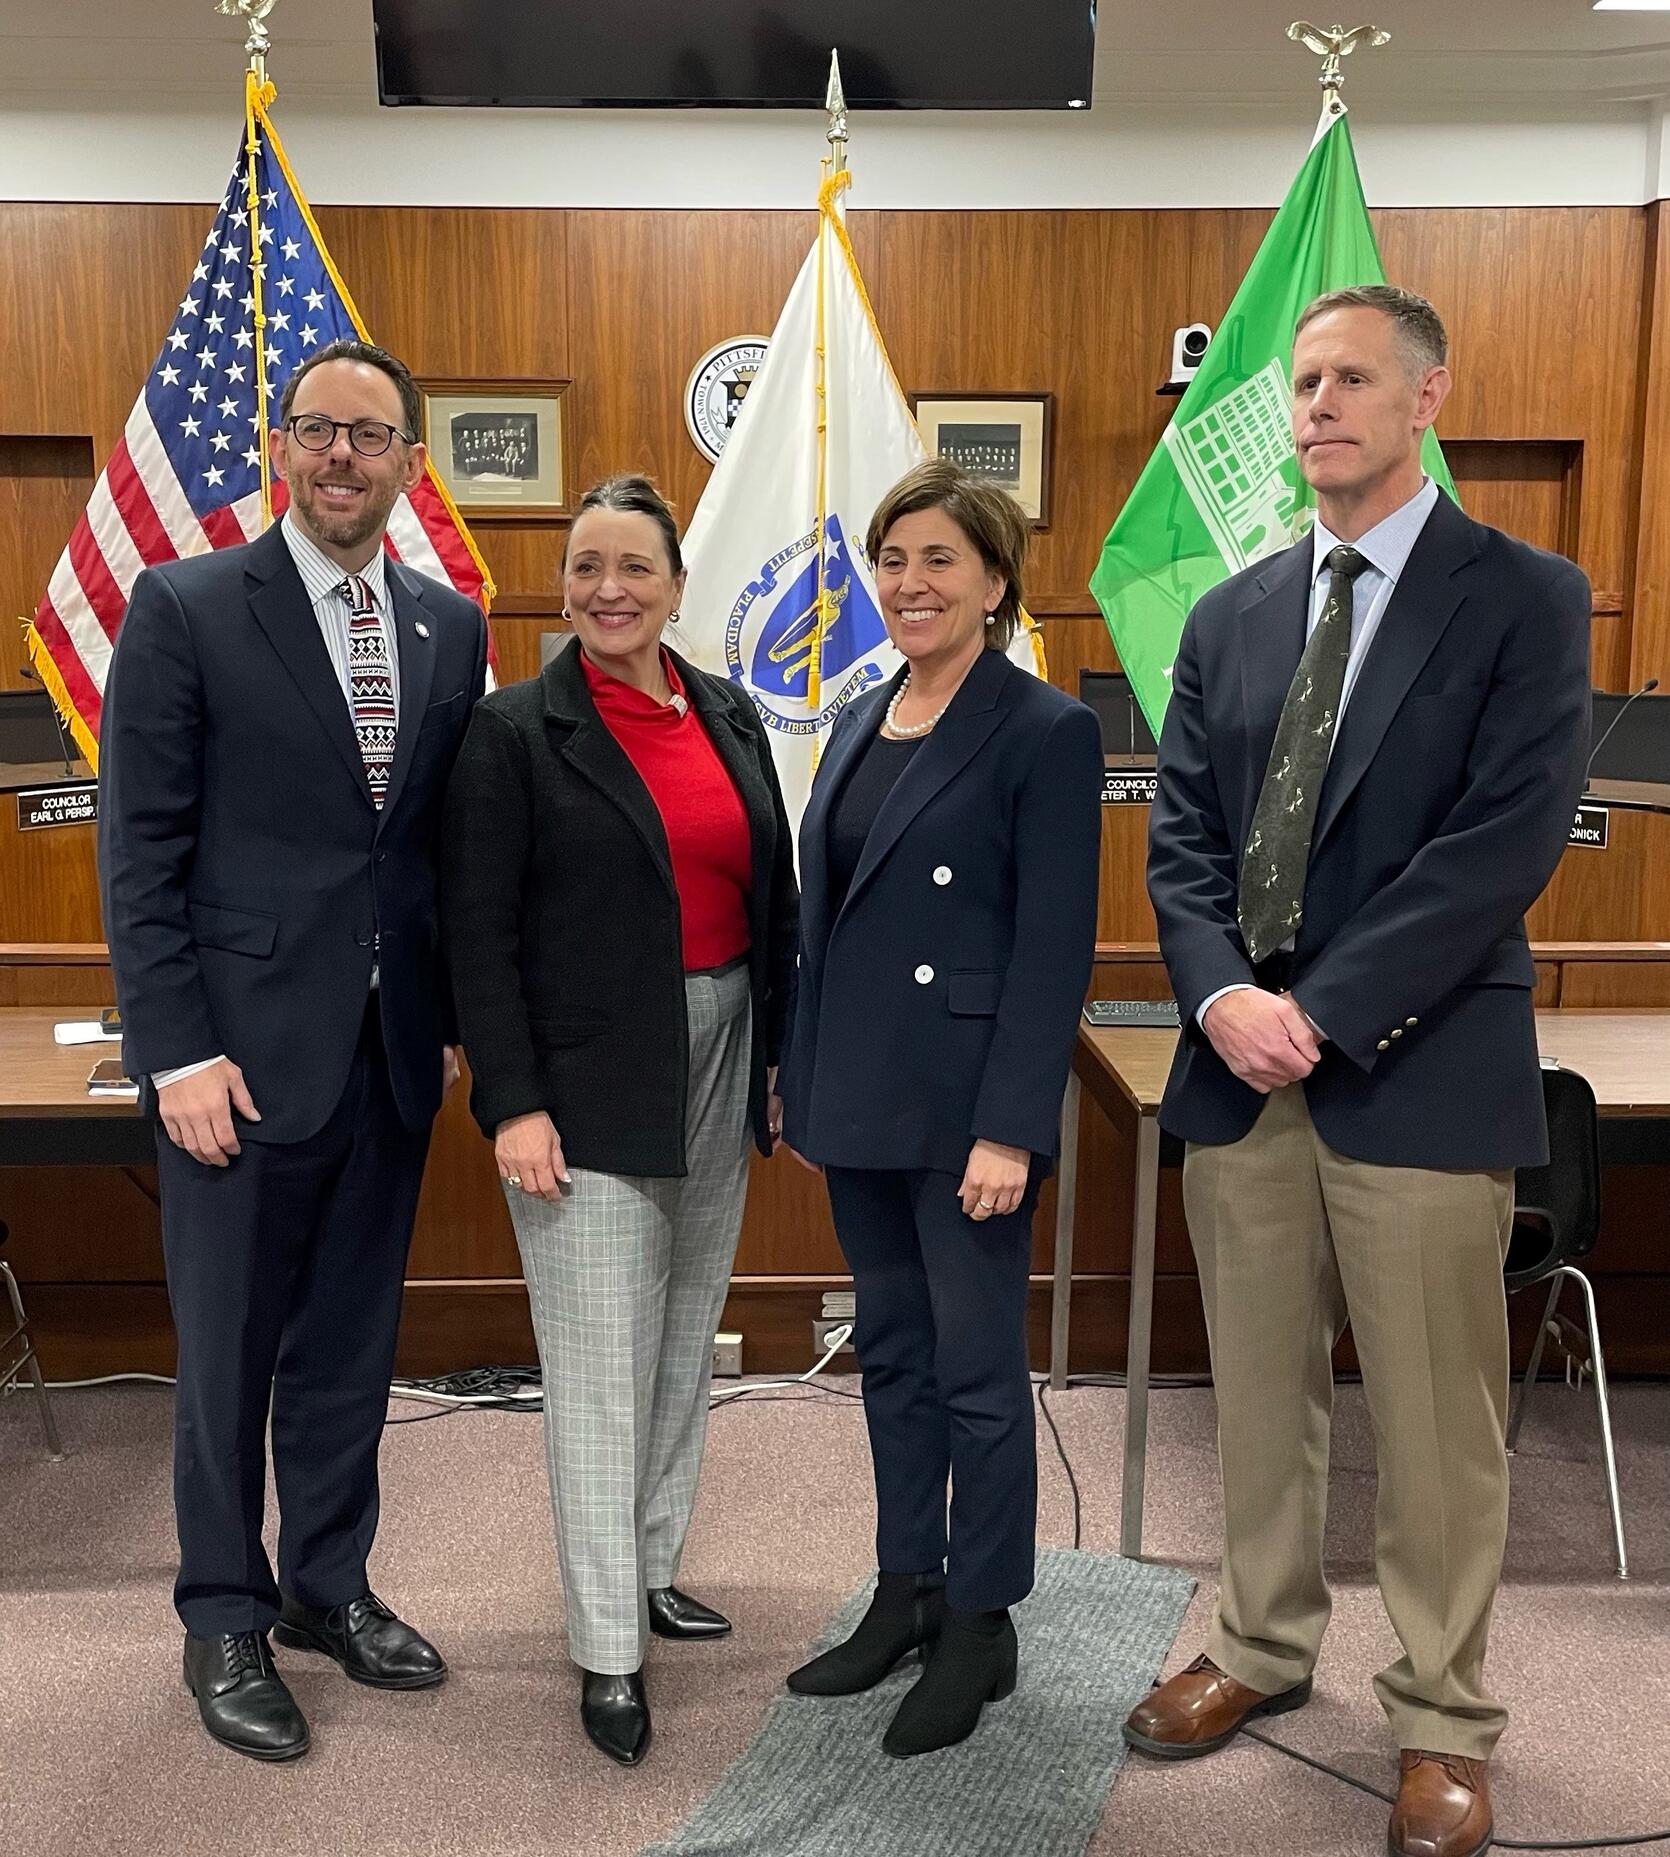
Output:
[787, 1570, 945, 1697]
[647, 1586, 731, 1641]
[183, 1631, 310, 1762]
[882, 1608, 1018, 1758]
[273, 1592, 447, 1690]
[580, 1668, 652, 1767]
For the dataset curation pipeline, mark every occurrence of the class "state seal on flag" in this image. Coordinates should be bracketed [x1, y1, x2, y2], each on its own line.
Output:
[684, 337, 770, 463]
[726, 512, 889, 736]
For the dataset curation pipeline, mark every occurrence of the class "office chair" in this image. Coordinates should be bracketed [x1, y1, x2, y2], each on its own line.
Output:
[1504, 1062, 1624, 1577]
[0, 1220, 65, 1460]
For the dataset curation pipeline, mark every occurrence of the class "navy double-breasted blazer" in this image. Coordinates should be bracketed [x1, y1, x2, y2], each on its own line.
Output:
[779, 646, 1103, 1176]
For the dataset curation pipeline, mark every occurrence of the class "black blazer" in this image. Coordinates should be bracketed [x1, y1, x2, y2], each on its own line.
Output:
[97, 520, 488, 1144]
[439, 643, 798, 1176]
[1147, 492, 1591, 1171]
[779, 648, 1103, 1176]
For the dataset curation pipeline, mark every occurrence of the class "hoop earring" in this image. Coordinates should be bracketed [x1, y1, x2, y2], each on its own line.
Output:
[668, 609, 682, 625]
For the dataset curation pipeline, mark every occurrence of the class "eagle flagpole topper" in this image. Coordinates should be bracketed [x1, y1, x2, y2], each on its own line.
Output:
[1287, 20, 1392, 139]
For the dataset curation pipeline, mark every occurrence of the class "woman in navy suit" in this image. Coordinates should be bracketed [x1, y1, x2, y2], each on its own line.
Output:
[779, 460, 1102, 1756]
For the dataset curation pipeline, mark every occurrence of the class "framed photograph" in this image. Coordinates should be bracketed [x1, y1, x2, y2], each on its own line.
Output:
[420, 379, 568, 520]
[910, 392, 1054, 526]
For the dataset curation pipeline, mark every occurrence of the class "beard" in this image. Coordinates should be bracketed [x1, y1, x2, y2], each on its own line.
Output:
[290, 473, 400, 553]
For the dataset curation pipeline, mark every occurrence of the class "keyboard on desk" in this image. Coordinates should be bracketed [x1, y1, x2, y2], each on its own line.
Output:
[1082, 999, 1181, 1027]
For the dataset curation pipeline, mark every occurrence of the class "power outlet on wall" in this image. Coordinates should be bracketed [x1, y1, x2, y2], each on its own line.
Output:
[712, 1331, 743, 1378]
[812, 1317, 856, 1361]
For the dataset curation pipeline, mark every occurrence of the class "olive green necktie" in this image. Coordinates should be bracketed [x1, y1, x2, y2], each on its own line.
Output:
[1237, 544, 1368, 965]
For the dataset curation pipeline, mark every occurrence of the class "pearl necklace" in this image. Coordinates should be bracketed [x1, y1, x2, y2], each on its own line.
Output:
[882, 675, 949, 739]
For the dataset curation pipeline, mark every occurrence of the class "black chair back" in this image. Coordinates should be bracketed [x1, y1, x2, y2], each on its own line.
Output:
[1506, 1063, 1601, 1291]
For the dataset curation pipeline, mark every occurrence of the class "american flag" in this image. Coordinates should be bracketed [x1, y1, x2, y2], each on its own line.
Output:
[24, 86, 495, 765]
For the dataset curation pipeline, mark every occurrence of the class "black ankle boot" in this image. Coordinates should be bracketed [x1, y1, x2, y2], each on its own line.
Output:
[882, 1608, 1017, 1757]
[785, 1570, 945, 1696]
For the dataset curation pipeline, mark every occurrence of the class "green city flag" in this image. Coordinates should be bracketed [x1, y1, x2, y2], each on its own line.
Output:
[1089, 110, 1454, 735]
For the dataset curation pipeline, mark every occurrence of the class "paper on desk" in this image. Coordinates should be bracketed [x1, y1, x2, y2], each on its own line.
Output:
[54, 1021, 122, 1045]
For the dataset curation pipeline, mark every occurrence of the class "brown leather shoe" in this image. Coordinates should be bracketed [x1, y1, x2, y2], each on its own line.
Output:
[1122, 1653, 1312, 1759]
[1387, 1750, 1493, 1857]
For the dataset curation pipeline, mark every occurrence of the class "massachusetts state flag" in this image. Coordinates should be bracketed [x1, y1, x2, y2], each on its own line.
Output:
[23, 76, 495, 766]
[678, 164, 1044, 832]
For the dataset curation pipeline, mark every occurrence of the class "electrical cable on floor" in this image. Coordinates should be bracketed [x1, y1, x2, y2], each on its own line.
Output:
[708, 1323, 855, 1407]
[1036, 1380, 1081, 1550]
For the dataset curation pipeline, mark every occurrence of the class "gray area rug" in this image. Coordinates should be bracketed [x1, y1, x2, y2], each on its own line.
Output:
[639, 1549, 1196, 1857]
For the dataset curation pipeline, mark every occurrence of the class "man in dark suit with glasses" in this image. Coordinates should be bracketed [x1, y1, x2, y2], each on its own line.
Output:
[99, 339, 486, 1760]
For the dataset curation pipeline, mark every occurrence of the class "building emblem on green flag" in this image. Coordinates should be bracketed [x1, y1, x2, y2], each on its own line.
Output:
[1161, 358, 1306, 574]
[1089, 109, 1455, 738]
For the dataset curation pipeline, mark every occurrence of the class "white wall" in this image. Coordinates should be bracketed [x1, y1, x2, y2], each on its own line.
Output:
[0, 91, 1660, 212]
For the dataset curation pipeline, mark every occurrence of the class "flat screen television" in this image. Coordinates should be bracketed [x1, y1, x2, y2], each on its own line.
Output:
[371, 0, 1098, 110]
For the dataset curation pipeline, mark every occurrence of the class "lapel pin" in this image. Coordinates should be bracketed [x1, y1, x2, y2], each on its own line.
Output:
[414, 620, 430, 639]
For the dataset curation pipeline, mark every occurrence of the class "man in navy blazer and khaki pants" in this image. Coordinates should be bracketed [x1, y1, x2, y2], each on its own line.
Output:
[1128, 288, 1590, 1857]
[99, 341, 486, 1761]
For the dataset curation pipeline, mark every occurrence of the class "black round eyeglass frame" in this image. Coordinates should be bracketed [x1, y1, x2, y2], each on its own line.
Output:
[283, 414, 415, 458]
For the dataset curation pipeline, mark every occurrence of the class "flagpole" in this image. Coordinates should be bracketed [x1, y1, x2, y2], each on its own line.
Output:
[807, 49, 848, 715]
[1286, 19, 1390, 144]
[222, 1, 278, 524]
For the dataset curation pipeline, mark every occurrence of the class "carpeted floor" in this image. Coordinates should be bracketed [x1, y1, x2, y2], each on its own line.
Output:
[643, 1549, 1195, 1857]
[2, 1373, 1666, 1857]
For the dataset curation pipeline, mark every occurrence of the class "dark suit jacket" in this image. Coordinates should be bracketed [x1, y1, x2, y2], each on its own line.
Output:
[1147, 491, 1591, 1171]
[779, 647, 1103, 1175]
[97, 520, 488, 1144]
[438, 642, 799, 1176]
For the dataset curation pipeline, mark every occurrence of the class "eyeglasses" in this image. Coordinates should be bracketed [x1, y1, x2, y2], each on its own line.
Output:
[284, 414, 413, 458]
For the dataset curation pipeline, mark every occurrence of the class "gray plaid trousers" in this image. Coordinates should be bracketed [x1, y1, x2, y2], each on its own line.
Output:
[506, 961, 752, 1673]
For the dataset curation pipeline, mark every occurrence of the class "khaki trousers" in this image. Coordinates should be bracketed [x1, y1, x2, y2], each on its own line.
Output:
[1184, 1082, 1514, 1759]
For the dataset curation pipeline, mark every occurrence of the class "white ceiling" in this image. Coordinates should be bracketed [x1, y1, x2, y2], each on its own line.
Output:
[1, 0, 1666, 106]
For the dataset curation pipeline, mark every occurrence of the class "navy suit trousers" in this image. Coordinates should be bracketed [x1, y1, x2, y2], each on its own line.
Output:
[825, 1163, 1040, 1613]
[157, 1002, 430, 1637]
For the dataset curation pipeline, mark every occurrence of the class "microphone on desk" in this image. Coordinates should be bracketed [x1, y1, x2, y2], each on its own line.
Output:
[17, 663, 76, 780]
[1583, 677, 1659, 793]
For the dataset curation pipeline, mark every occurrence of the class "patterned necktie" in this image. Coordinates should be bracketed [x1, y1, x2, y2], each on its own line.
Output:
[337, 573, 395, 810]
[1236, 544, 1368, 964]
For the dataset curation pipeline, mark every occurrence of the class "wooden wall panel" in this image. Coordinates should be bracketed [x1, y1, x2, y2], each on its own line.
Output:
[1376, 208, 1646, 690]
[0, 437, 95, 694]
[2, 199, 1666, 1379]
[1629, 202, 1670, 691]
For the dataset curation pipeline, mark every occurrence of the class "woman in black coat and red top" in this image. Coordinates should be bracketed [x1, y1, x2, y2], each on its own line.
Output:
[439, 476, 797, 1768]
[778, 460, 1102, 1757]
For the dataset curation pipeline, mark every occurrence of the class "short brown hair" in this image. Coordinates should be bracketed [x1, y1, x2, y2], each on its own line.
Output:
[566, 474, 683, 575]
[1295, 285, 1449, 381]
[865, 459, 1028, 651]
[277, 338, 421, 441]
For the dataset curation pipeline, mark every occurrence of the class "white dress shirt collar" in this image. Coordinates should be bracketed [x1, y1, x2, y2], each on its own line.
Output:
[281, 509, 390, 611]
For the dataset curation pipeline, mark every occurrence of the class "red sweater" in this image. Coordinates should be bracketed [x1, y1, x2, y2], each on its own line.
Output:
[583, 650, 752, 972]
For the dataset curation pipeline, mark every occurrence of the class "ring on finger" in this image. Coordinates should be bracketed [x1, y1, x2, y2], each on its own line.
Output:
[506, 1174, 523, 1188]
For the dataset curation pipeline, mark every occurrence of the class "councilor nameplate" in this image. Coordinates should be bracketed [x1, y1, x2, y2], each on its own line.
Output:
[17, 784, 98, 831]
[1102, 770, 1159, 805]
[1083, 999, 1181, 1027]
[1569, 803, 1609, 850]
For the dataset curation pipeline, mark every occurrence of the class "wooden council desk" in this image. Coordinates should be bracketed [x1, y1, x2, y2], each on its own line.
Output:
[1050, 1009, 1670, 1559]
[0, 1007, 151, 1166]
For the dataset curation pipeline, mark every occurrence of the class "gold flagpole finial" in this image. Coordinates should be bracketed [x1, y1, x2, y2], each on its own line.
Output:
[825, 49, 849, 176]
[1287, 21, 1390, 124]
[217, 0, 279, 89]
